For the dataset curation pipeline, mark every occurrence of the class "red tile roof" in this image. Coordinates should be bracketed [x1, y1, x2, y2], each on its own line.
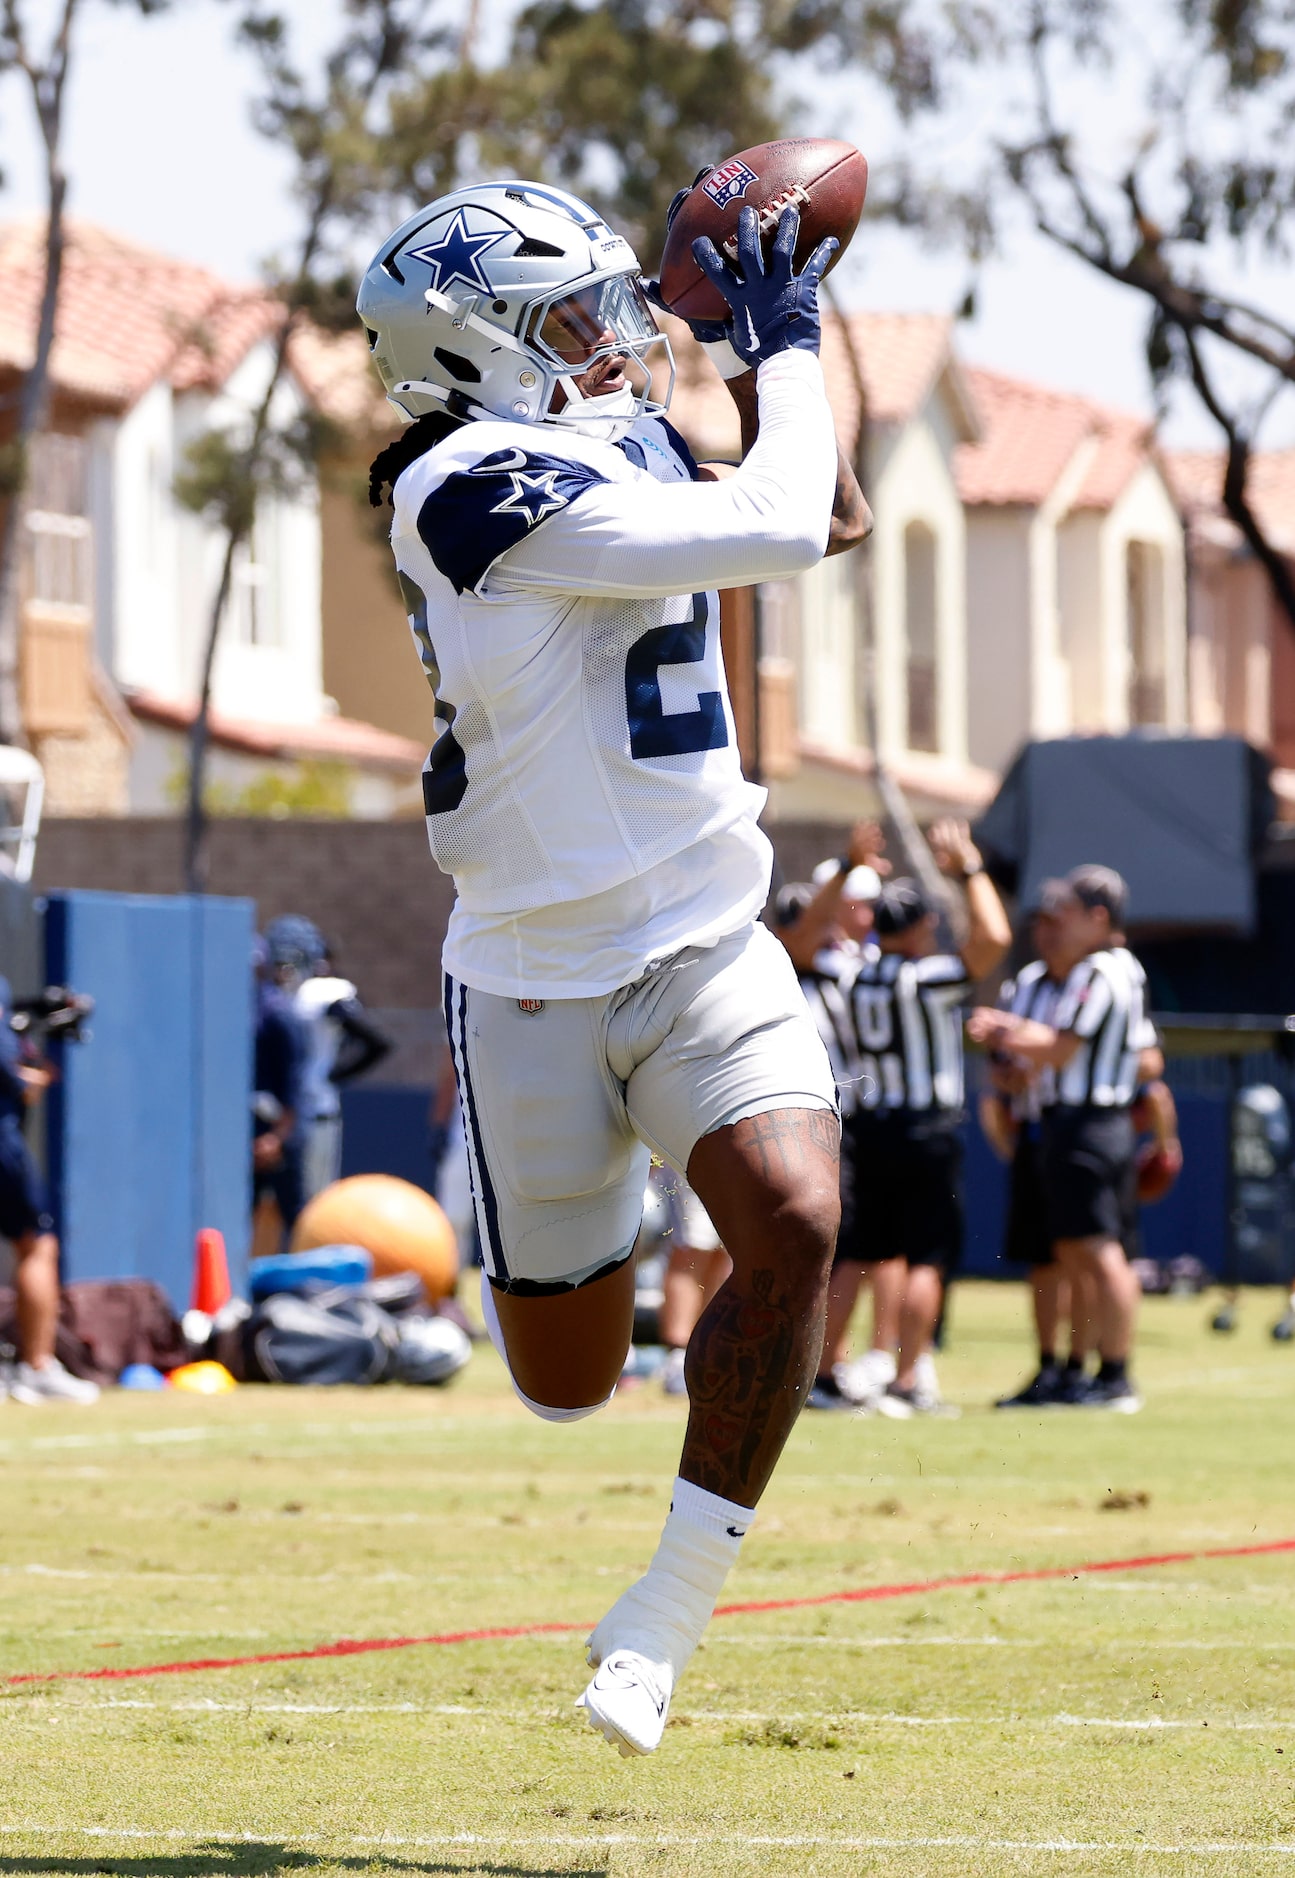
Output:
[0, 219, 281, 412]
[956, 366, 1153, 511]
[127, 691, 425, 773]
[287, 323, 391, 433]
[1165, 448, 1295, 555]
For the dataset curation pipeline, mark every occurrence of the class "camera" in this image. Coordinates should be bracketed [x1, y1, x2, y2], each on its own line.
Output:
[10, 985, 95, 1048]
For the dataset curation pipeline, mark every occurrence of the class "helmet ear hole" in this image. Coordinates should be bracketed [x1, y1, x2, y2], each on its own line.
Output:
[433, 346, 483, 385]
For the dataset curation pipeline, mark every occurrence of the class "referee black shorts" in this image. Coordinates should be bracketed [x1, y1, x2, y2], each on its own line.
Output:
[1039, 1105, 1137, 1246]
[836, 1109, 963, 1270]
[1005, 1123, 1052, 1268]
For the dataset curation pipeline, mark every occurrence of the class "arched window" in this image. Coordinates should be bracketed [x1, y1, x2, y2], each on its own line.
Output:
[904, 521, 938, 752]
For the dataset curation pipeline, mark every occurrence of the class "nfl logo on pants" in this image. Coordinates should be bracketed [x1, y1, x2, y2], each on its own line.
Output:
[517, 998, 545, 1016]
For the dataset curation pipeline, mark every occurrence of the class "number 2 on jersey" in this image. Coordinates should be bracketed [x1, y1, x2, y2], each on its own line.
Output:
[625, 593, 729, 760]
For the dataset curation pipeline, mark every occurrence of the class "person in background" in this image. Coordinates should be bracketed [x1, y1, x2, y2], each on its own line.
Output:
[970, 866, 1156, 1412]
[848, 819, 1011, 1417]
[770, 825, 904, 1410]
[263, 917, 392, 1201]
[252, 936, 307, 1260]
[981, 907, 1095, 1407]
[0, 976, 97, 1405]
[656, 1171, 731, 1398]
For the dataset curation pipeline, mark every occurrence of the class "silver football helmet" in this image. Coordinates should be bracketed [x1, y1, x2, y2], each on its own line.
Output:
[357, 181, 674, 439]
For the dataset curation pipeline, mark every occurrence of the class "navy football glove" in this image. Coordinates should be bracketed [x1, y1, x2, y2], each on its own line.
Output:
[692, 204, 837, 367]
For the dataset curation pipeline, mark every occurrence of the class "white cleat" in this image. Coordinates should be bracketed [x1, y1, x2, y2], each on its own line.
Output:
[577, 1648, 673, 1758]
[9, 1358, 99, 1406]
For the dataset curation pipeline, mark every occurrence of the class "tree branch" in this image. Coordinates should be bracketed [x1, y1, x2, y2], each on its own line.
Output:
[1178, 323, 1295, 638]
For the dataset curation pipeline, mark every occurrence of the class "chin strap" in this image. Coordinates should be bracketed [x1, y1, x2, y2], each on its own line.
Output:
[547, 374, 641, 440]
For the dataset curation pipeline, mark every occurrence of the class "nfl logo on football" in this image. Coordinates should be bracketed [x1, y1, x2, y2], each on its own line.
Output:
[703, 159, 759, 209]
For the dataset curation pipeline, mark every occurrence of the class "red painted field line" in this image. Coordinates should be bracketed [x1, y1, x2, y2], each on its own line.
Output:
[9, 1535, 1294, 1689]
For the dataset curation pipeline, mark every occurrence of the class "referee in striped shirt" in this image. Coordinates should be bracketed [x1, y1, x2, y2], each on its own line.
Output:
[849, 819, 1010, 1415]
[970, 866, 1155, 1412]
[980, 914, 1093, 1407]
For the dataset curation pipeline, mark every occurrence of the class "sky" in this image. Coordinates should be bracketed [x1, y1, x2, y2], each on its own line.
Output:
[1, 0, 1290, 450]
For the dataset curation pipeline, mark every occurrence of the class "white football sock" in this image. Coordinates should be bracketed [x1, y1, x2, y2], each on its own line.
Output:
[587, 1476, 755, 1681]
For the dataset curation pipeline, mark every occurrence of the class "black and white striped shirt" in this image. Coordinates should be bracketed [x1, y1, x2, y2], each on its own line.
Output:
[847, 951, 972, 1115]
[798, 942, 875, 1118]
[998, 958, 1063, 1122]
[1049, 946, 1157, 1108]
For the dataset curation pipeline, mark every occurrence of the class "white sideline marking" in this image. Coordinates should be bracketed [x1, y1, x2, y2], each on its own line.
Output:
[8, 1700, 1291, 1730]
[5, 1825, 1295, 1856]
[713, 1633, 1295, 1650]
[0, 1417, 461, 1457]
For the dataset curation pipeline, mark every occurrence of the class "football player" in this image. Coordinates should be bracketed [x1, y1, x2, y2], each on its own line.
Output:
[358, 181, 868, 1756]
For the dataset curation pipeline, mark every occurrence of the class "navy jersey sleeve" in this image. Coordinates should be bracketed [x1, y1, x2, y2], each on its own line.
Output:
[255, 997, 307, 1117]
[417, 446, 609, 596]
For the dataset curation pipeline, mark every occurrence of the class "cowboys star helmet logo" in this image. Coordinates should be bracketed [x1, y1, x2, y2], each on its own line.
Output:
[408, 209, 510, 295]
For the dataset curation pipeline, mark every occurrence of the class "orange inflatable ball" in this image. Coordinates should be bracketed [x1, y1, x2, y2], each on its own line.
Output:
[292, 1175, 458, 1300]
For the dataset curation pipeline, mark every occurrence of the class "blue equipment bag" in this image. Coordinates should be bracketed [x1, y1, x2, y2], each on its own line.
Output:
[248, 1246, 373, 1301]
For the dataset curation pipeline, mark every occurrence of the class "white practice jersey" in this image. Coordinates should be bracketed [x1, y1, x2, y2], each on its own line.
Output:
[294, 974, 357, 1121]
[390, 349, 836, 998]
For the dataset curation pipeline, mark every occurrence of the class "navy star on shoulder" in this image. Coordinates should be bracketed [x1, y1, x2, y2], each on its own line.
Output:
[418, 446, 608, 595]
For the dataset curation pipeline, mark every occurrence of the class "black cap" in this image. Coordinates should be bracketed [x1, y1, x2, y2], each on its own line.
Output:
[872, 879, 932, 937]
[1037, 864, 1128, 928]
[771, 882, 815, 930]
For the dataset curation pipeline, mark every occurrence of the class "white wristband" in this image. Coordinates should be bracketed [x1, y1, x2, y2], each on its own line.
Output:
[700, 336, 750, 381]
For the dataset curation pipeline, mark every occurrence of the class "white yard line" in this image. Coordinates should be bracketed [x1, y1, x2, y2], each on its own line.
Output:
[4, 1700, 1288, 1729]
[4, 1825, 1295, 1856]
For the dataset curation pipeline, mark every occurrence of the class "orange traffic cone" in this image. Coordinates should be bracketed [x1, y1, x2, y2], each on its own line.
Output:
[191, 1228, 232, 1315]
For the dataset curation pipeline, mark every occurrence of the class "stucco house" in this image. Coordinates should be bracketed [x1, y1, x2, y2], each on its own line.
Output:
[0, 220, 424, 817]
[662, 310, 997, 822]
[1166, 448, 1295, 810]
[956, 369, 1188, 776]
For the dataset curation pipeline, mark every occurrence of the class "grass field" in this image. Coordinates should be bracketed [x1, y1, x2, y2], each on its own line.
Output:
[2, 1280, 1294, 1878]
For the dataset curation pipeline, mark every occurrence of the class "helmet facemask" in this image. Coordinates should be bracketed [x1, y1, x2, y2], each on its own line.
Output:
[524, 272, 672, 438]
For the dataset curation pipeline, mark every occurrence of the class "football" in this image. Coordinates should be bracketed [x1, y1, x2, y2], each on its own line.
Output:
[1136, 1139, 1183, 1205]
[656, 138, 868, 324]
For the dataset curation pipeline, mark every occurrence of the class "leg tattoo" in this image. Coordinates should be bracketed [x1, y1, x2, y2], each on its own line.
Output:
[681, 1107, 840, 1505]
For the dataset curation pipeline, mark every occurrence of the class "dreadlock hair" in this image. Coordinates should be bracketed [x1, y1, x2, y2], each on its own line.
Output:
[369, 409, 467, 509]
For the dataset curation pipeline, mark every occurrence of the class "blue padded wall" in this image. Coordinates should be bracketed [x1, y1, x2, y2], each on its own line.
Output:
[45, 892, 254, 1310]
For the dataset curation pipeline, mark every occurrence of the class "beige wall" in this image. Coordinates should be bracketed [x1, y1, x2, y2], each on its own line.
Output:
[965, 506, 1032, 773]
[1101, 464, 1189, 729]
[1057, 509, 1106, 728]
[320, 476, 437, 749]
[869, 391, 969, 764]
[1187, 541, 1273, 747]
[797, 551, 862, 752]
